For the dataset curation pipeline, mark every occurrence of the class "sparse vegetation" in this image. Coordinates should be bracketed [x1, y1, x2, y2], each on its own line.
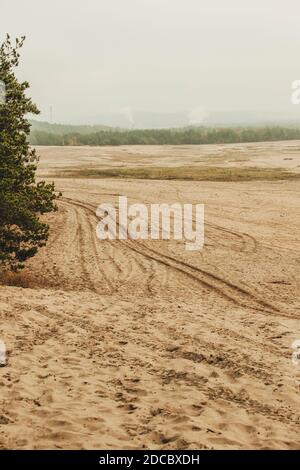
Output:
[54, 166, 300, 182]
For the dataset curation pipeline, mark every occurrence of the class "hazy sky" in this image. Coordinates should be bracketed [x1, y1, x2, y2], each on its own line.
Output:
[2, 0, 300, 124]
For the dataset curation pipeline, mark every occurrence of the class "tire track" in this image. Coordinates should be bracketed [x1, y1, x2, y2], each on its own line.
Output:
[61, 197, 293, 317]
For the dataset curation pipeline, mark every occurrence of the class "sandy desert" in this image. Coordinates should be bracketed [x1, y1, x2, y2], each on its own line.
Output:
[0, 141, 300, 450]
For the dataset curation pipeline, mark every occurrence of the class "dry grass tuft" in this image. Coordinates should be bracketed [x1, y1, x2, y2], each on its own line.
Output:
[0, 270, 35, 288]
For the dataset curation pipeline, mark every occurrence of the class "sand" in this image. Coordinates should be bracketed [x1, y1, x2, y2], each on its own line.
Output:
[0, 144, 300, 449]
[36, 140, 300, 176]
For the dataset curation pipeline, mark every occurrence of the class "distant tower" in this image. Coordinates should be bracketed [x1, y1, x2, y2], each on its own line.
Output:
[50, 106, 53, 123]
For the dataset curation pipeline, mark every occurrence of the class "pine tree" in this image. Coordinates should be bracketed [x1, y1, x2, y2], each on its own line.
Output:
[0, 35, 58, 271]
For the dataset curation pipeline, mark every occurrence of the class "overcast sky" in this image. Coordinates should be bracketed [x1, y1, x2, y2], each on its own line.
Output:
[2, 0, 300, 125]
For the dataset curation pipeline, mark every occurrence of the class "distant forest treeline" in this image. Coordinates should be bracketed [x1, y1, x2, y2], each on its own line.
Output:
[29, 121, 300, 146]
[29, 120, 113, 135]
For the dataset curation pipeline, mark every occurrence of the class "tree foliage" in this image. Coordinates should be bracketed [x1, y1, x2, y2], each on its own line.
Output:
[0, 35, 58, 271]
[30, 123, 300, 147]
